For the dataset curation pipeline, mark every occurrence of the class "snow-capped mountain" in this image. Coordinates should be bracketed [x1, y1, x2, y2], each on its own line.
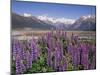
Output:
[80, 15, 95, 20]
[37, 15, 96, 30]
[37, 15, 75, 29]
[12, 12, 96, 31]
[37, 15, 75, 24]
[69, 15, 96, 31]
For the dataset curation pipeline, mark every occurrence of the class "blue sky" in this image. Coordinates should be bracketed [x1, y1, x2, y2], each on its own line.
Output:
[12, 1, 96, 20]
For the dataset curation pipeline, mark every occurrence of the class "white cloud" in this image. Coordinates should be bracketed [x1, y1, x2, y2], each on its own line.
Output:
[23, 13, 32, 17]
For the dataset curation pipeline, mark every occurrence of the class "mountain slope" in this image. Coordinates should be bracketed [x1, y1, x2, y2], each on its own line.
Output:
[12, 13, 55, 30]
[69, 15, 96, 31]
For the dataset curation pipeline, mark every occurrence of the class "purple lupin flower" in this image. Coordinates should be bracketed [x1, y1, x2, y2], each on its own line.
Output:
[47, 48, 52, 67]
[21, 42, 26, 60]
[15, 58, 22, 74]
[51, 38, 56, 51]
[81, 43, 89, 70]
[67, 43, 73, 55]
[77, 45, 81, 65]
[13, 40, 23, 60]
[47, 32, 52, 49]
[54, 47, 61, 71]
[56, 39, 63, 60]
[15, 54, 25, 74]
[72, 46, 78, 69]
[30, 40, 38, 61]
[17, 42, 24, 60]
[25, 50, 32, 69]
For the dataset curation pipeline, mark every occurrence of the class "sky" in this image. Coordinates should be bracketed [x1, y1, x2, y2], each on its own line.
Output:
[12, 0, 96, 20]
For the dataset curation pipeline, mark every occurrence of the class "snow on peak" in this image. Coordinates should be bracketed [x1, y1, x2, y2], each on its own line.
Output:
[37, 15, 55, 23]
[80, 15, 95, 20]
[55, 18, 75, 24]
[37, 15, 75, 25]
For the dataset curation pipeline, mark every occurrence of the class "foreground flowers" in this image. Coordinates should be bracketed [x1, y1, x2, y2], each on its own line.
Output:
[12, 30, 96, 74]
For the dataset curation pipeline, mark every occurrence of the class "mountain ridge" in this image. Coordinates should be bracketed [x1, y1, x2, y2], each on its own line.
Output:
[12, 13, 96, 31]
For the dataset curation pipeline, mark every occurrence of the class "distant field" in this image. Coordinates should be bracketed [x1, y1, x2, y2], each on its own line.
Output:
[11, 30, 96, 40]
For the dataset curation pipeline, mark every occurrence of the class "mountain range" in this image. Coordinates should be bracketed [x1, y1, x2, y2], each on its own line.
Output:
[12, 13, 96, 31]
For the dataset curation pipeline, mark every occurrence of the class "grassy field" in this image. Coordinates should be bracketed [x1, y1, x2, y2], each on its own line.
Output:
[11, 30, 96, 41]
